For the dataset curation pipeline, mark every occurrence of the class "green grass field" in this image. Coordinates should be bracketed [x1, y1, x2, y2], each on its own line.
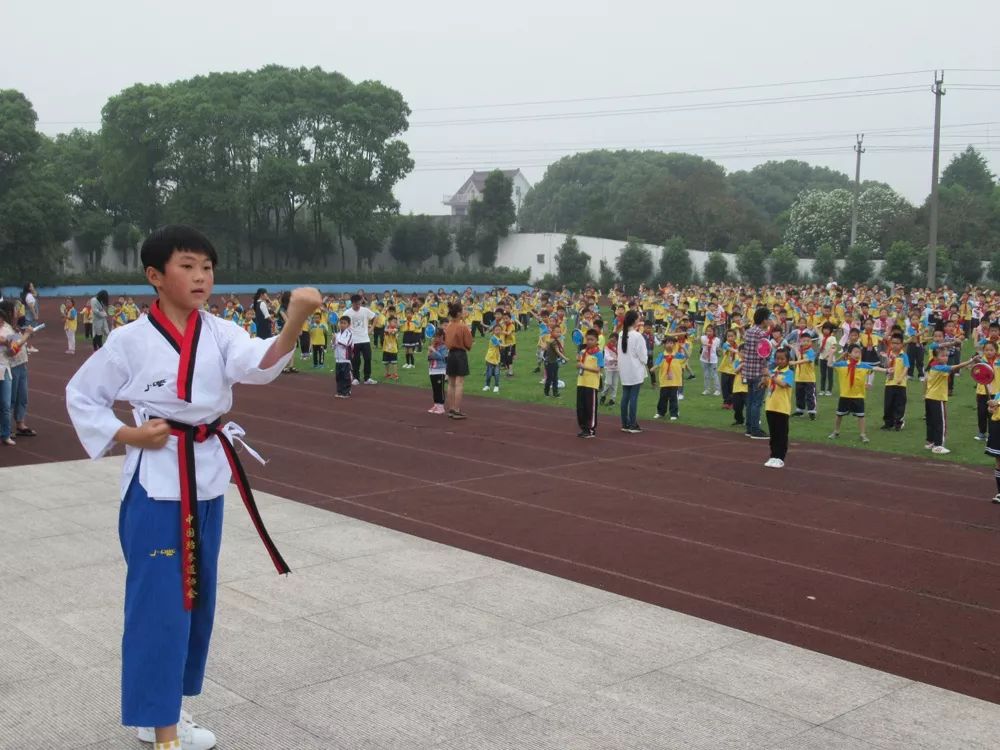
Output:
[299, 326, 991, 467]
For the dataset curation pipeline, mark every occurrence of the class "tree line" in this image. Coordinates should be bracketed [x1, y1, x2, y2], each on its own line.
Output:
[547, 232, 999, 292]
[0, 66, 414, 282]
[520, 147, 1000, 266]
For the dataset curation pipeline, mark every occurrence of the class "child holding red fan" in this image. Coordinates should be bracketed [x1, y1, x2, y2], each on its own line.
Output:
[974, 341, 1000, 441]
[924, 347, 978, 455]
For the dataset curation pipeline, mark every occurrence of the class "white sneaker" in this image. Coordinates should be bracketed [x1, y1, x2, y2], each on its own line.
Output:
[763, 458, 778, 468]
[992, 493, 1000, 505]
[653, 413, 662, 419]
[931, 446, 951, 455]
[482, 385, 490, 391]
[772, 459, 785, 468]
[924, 442, 934, 450]
[365, 378, 378, 385]
[493, 386, 499, 393]
[352, 378, 360, 385]
[713, 391, 720, 396]
[677, 393, 685, 400]
[669, 416, 678, 421]
[137, 711, 216, 749]
[702, 390, 709, 396]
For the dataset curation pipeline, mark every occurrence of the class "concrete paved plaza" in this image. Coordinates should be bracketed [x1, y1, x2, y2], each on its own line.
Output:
[0, 457, 997, 749]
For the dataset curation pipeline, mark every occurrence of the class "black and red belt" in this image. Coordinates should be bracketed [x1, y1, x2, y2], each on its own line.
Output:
[164, 417, 290, 610]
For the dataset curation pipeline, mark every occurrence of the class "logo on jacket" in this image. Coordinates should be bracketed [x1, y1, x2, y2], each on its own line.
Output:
[144, 379, 167, 392]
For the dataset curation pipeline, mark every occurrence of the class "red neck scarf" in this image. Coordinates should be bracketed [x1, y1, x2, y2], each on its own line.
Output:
[848, 359, 858, 388]
[148, 300, 202, 403]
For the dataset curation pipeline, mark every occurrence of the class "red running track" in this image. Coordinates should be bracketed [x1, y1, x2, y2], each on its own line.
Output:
[10, 325, 1000, 704]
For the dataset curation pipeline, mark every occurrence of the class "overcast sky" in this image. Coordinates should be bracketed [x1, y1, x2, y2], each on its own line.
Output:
[5, 0, 998, 216]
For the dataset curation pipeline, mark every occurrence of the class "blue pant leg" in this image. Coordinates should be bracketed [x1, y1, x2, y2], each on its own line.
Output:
[183, 495, 223, 696]
[0, 377, 11, 439]
[119, 479, 189, 727]
[10, 365, 27, 424]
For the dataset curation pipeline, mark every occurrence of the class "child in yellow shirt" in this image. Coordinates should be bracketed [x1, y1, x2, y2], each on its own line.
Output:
[308, 311, 329, 368]
[576, 329, 603, 438]
[764, 347, 795, 468]
[383, 315, 400, 381]
[653, 336, 686, 420]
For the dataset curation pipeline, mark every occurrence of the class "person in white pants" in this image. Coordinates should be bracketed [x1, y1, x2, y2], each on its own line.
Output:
[699, 329, 721, 396]
[63, 297, 78, 354]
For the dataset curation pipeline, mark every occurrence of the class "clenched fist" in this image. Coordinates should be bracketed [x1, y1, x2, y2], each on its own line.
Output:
[117, 418, 171, 450]
[287, 287, 323, 319]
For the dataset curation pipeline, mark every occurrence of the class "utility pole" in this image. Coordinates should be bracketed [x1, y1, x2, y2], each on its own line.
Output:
[849, 133, 865, 247]
[927, 70, 945, 288]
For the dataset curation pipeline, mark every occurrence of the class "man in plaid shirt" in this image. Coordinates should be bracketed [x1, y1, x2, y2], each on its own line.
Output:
[739, 307, 771, 439]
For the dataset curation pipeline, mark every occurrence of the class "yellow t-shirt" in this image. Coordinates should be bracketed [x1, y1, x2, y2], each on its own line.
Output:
[885, 351, 910, 388]
[383, 328, 399, 354]
[765, 366, 795, 415]
[718, 343, 736, 375]
[577, 348, 602, 390]
[795, 349, 817, 384]
[64, 307, 78, 332]
[655, 352, 686, 386]
[309, 322, 328, 346]
[485, 335, 501, 365]
[833, 360, 872, 399]
[925, 365, 951, 401]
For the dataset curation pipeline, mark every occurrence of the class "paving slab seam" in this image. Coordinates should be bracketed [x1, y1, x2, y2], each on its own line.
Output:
[240, 474, 1000, 685]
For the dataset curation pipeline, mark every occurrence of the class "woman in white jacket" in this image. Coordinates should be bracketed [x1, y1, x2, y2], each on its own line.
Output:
[618, 310, 648, 433]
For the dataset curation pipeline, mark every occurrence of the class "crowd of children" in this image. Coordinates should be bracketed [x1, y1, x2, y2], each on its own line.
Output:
[85, 280, 1000, 502]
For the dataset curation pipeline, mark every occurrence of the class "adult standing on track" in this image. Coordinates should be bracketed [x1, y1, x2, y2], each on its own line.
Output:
[444, 301, 472, 420]
[253, 288, 273, 339]
[347, 294, 377, 385]
[21, 282, 38, 326]
[90, 290, 110, 350]
[739, 307, 771, 440]
[618, 310, 647, 434]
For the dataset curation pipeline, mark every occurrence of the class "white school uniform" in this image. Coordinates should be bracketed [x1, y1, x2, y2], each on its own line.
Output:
[66, 310, 292, 501]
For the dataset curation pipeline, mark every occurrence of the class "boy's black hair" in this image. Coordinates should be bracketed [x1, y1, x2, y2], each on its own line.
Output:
[141, 225, 218, 272]
[890, 332, 904, 342]
[351, 294, 362, 304]
[990, 322, 1000, 331]
[753, 307, 770, 326]
[585, 328, 599, 339]
[846, 343, 862, 354]
[662, 335, 676, 345]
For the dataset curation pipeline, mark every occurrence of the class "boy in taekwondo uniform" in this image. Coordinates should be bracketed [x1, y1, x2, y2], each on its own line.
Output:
[65, 225, 322, 750]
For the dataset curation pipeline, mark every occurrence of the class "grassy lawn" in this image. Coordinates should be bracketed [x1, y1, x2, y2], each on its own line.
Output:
[302, 327, 988, 466]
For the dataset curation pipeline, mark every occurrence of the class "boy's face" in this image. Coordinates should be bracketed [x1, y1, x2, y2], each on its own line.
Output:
[147, 250, 214, 310]
[891, 339, 903, 352]
[850, 348, 862, 361]
[339, 319, 349, 330]
[585, 334, 598, 349]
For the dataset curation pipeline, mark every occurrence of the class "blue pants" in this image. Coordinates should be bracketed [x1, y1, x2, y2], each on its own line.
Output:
[620, 383, 641, 428]
[745, 376, 763, 434]
[9, 363, 27, 424]
[0, 376, 11, 439]
[485, 363, 500, 388]
[118, 469, 223, 727]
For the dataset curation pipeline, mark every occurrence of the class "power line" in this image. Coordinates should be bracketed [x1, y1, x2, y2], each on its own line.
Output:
[412, 69, 935, 112]
[409, 85, 928, 127]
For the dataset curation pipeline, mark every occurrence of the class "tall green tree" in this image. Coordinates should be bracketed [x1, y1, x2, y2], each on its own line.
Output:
[0, 90, 71, 282]
[615, 238, 653, 291]
[768, 245, 799, 284]
[657, 236, 693, 286]
[840, 244, 874, 285]
[431, 223, 452, 268]
[735, 240, 767, 286]
[989, 250, 1000, 284]
[951, 243, 983, 286]
[598, 259, 618, 290]
[454, 223, 476, 267]
[555, 235, 592, 289]
[728, 159, 855, 222]
[880, 241, 915, 287]
[941, 146, 995, 194]
[703, 251, 730, 283]
[812, 243, 837, 282]
[469, 170, 515, 250]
